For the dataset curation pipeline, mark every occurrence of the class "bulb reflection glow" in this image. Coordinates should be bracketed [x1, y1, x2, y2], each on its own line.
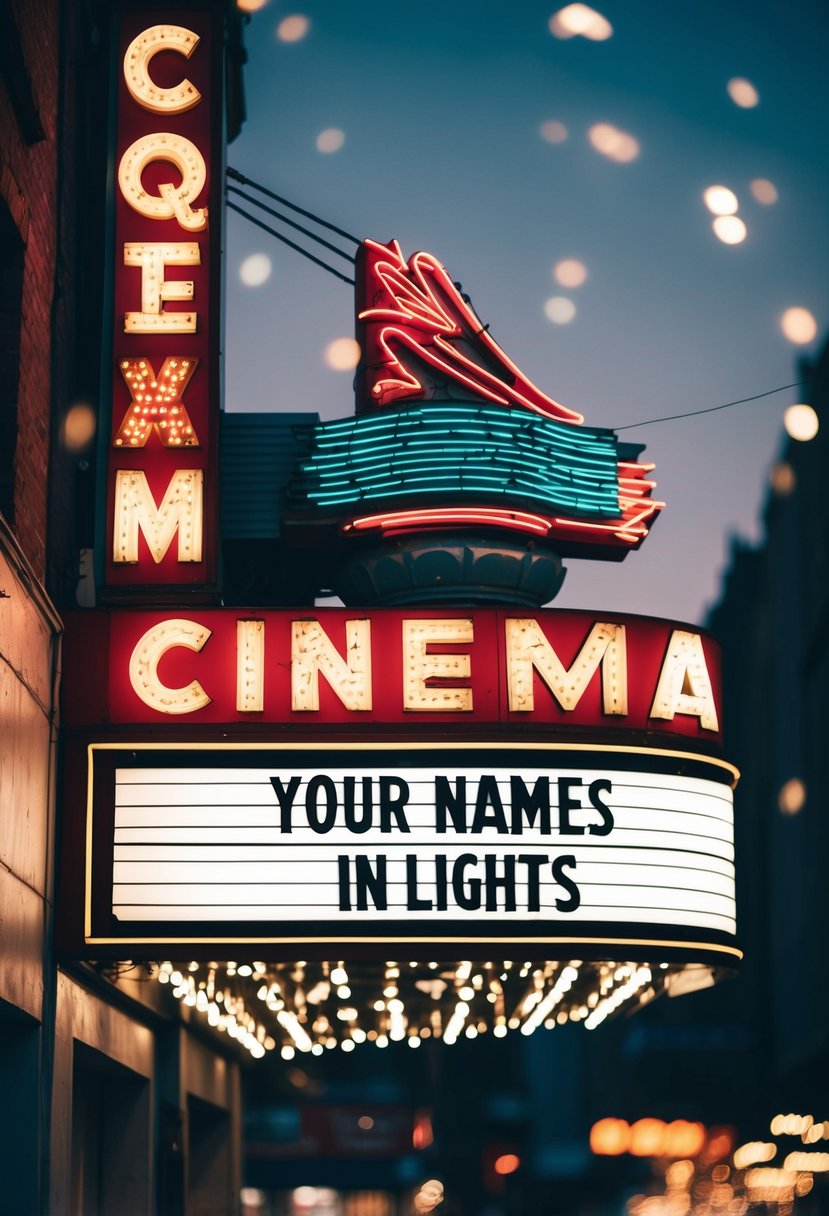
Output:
[239, 253, 272, 287]
[539, 119, 569, 144]
[64, 402, 97, 452]
[544, 296, 576, 324]
[588, 123, 640, 163]
[316, 128, 345, 154]
[324, 337, 361, 370]
[770, 462, 796, 497]
[750, 178, 778, 205]
[703, 186, 739, 216]
[712, 216, 747, 245]
[554, 258, 587, 288]
[780, 307, 818, 345]
[783, 405, 819, 443]
[277, 14, 309, 42]
[727, 77, 760, 108]
[549, 4, 613, 40]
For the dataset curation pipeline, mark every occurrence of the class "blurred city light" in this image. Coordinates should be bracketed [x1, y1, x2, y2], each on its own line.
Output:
[750, 177, 778, 204]
[783, 404, 819, 442]
[780, 306, 818, 344]
[239, 252, 272, 287]
[733, 1141, 777, 1169]
[549, 4, 613, 40]
[712, 215, 747, 244]
[591, 1118, 707, 1158]
[539, 119, 569, 143]
[591, 1117, 629, 1155]
[727, 77, 760, 107]
[703, 185, 739, 215]
[494, 1154, 521, 1175]
[588, 122, 640, 162]
[316, 128, 345, 153]
[553, 257, 588, 287]
[277, 14, 310, 42]
[413, 1180, 444, 1213]
[236, 0, 268, 11]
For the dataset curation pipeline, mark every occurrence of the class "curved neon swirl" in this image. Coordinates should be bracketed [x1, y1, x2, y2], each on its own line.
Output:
[342, 483, 664, 550]
[358, 239, 583, 423]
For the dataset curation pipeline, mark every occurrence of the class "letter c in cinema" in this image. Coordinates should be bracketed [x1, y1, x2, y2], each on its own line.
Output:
[129, 618, 212, 714]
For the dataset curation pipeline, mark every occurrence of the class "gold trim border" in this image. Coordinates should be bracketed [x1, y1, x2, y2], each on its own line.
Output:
[84, 739, 740, 954]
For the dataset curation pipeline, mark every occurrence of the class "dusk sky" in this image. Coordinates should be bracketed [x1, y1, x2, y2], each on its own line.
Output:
[225, 0, 829, 624]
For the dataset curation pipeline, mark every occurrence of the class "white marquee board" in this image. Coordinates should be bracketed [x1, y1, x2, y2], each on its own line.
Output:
[86, 744, 738, 954]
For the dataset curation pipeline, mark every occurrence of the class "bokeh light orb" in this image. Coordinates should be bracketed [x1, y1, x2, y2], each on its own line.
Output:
[553, 258, 588, 288]
[539, 119, 569, 144]
[629, 1118, 667, 1157]
[750, 178, 778, 205]
[316, 128, 345, 154]
[64, 402, 97, 452]
[727, 77, 760, 108]
[239, 253, 272, 287]
[712, 215, 747, 244]
[778, 778, 806, 815]
[783, 403, 819, 442]
[544, 296, 576, 324]
[549, 4, 613, 40]
[770, 461, 796, 496]
[277, 14, 309, 42]
[237, 0, 268, 11]
[703, 185, 739, 215]
[324, 337, 361, 371]
[588, 123, 640, 163]
[780, 307, 818, 345]
[590, 1117, 630, 1156]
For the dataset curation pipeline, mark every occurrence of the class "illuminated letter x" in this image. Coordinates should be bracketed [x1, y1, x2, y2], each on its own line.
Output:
[114, 356, 199, 448]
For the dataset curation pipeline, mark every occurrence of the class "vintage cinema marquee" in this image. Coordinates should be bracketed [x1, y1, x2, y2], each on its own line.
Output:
[58, 7, 738, 1061]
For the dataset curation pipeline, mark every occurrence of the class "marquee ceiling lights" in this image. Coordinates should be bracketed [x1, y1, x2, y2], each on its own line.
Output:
[154, 957, 721, 1061]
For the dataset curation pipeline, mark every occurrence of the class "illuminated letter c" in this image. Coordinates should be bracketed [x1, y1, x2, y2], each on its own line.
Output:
[123, 25, 202, 114]
[129, 618, 212, 714]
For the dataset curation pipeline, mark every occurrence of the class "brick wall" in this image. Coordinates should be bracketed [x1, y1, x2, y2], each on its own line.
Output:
[0, 0, 58, 583]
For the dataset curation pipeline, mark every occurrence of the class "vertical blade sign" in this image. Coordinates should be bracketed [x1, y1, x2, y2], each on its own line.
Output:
[103, 13, 223, 600]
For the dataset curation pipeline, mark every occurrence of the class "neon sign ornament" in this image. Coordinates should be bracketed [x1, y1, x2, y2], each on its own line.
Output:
[357, 239, 583, 421]
[285, 237, 663, 578]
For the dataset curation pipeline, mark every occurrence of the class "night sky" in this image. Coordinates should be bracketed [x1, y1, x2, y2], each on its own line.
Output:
[225, 0, 829, 623]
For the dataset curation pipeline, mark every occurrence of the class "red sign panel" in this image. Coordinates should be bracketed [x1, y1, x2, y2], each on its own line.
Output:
[102, 9, 223, 599]
[61, 606, 724, 751]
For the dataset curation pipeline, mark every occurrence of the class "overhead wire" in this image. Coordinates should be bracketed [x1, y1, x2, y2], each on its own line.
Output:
[227, 201, 356, 285]
[227, 184, 356, 265]
[616, 381, 812, 430]
[225, 168, 815, 431]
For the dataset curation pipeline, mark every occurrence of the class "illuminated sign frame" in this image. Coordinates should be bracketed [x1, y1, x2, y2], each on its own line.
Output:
[101, 11, 224, 600]
[61, 606, 724, 747]
[74, 740, 739, 963]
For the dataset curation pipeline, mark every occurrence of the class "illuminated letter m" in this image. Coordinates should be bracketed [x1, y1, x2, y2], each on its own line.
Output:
[113, 469, 203, 563]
